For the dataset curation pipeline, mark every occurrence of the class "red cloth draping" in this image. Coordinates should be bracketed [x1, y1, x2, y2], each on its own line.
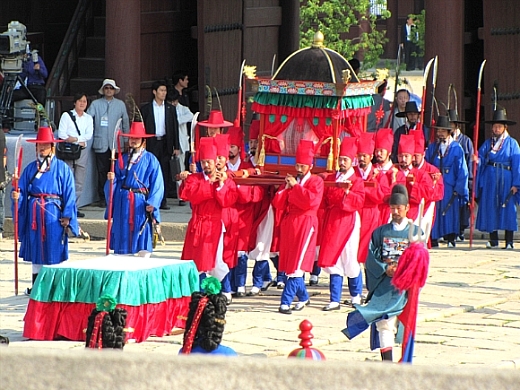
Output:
[23, 296, 191, 343]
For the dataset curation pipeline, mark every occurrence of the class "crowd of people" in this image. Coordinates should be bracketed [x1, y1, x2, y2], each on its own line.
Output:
[5, 71, 519, 361]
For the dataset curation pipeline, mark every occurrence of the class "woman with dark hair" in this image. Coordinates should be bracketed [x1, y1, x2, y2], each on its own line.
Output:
[179, 277, 237, 356]
[57, 92, 93, 217]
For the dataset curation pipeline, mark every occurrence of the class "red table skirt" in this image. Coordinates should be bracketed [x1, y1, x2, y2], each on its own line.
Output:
[23, 297, 191, 343]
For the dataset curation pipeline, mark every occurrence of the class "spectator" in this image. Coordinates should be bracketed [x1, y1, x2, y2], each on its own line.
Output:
[391, 89, 411, 132]
[141, 80, 180, 210]
[87, 79, 130, 208]
[57, 92, 93, 218]
[13, 50, 48, 105]
[0, 130, 6, 240]
[172, 70, 190, 108]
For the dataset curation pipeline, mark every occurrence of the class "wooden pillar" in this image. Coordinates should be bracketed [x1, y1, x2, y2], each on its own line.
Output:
[105, 0, 141, 102]
[278, 0, 299, 63]
[386, 0, 398, 58]
[424, 0, 464, 123]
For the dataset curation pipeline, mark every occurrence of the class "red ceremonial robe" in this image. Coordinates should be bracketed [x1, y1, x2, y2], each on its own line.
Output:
[317, 171, 365, 267]
[180, 173, 237, 272]
[356, 165, 386, 263]
[272, 173, 324, 274]
[392, 166, 432, 221]
[227, 161, 263, 252]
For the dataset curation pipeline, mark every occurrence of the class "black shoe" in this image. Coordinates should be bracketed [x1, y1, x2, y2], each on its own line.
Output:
[235, 292, 246, 298]
[24, 288, 32, 296]
[309, 280, 318, 286]
[261, 281, 277, 291]
[97, 200, 107, 208]
[246, 290, 259, 297]
[278, 306, 292, 315]
[322, 303, 341, 311]
[160, 204, 171, 210]
[77, 211, 85, 218]
[178, 200, 186, 206]
[430, 239, 439, 248]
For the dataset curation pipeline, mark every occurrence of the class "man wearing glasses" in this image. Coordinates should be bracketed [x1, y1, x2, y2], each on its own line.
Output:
[87, 79, 130, 208]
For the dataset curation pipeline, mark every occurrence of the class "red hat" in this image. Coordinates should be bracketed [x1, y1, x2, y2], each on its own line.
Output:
[28, 127, 63, 143]
[198, 137, 217, 161]
[198, 110, 233, 128]
[214, 134, 230, 157]
[296, 140, 315, 166]
[249, 120, 260, 140]
[122, 121, 154, 138]
[227, 126, 245, 160]
[411, 129, 425, 154]
[339, 137, 357, 160]
[398, 134, 415, 155]
[374, 128, 393, 152]
[356, 132, 375, 155]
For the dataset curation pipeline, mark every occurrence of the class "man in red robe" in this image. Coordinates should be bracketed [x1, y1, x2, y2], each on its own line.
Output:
[179, 137, 237, 299]
[317, 137, 365, 311]
[272, 140, 324, 314]
[412, 129, 444, 244]
[392, 134, 433, 222]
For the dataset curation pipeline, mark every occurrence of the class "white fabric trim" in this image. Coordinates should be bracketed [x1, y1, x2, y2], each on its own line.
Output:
[248, 205, 275, 261]
[287, 225, 315, 278]
[323, 212, 361, 277]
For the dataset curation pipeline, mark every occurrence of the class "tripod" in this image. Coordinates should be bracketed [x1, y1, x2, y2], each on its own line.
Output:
[0, 72, 38, 130]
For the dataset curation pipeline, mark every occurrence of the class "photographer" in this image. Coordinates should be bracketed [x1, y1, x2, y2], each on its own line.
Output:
[57, 92, 93, 217]
[12, 50, 48, 105]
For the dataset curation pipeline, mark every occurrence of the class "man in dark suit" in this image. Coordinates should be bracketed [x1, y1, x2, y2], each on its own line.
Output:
[400, 16, 417, 71]
[141, 80, 180, 210]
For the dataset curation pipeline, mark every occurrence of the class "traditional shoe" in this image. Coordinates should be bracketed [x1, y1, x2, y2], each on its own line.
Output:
[278, 305, 292, 315]
[178, 200, 186, 206]
[309, 275, 318, 286]
[447, 241, 456, 248]
[223, 292, 232, 305]
[77, 211, 85, 218]
[247, 287, 260, 296]
[322, 302, 340, 311]
[160, 204, 171, 210]
[292, 300, 310, 311]
[276, 282, 285, 289]
[430, 239, 439, 248]
[486, 241, 498, 249]
[24, 288, 32, 296]
[235, 292, 246, 298]
[261, 280, 277, 291]
[457, 234, 465, 242]
[504, 243, 514, 250]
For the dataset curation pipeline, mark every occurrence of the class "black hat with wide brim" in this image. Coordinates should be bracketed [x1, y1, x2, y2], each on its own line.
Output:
[447, 109, 469, 124]
[433, 115, 453, 130]
[396, 101, 420, 117]
[484, 109, 516, 125]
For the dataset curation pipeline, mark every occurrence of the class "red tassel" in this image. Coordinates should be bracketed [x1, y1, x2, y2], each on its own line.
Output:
[392, 243, 429, 292]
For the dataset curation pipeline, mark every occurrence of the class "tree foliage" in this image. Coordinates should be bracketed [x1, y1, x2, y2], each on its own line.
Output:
[300, 0, 390, 70]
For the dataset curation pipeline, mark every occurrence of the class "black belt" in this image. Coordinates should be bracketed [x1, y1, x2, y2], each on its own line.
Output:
[156, 136, 164, 141]
[122, 186, 149, 195]
[487, 162, 511, 170]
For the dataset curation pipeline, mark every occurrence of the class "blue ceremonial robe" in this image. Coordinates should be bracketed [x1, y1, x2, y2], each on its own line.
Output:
[476, 135, 520, 232]
[105, 150, 164, 254]
[344, 223, 417, 347]
[425, 140, 469, 239]
[179, 344, 238, 356]
[16, 156, 78, 265]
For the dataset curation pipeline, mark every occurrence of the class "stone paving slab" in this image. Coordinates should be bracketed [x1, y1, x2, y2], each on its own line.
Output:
[1, 236, 520, 368]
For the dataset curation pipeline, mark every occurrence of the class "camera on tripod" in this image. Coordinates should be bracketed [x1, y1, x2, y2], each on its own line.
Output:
[0, 21, 29, 74]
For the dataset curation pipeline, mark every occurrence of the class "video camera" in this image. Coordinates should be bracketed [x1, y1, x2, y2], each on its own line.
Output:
[0, 21, 29, 73]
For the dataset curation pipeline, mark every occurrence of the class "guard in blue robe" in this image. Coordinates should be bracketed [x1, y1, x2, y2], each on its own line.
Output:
[425, 116, 469, 247]
[448, 110, 474, 240]
[475, 109, 519, 249]
[14, 127, 79, 295]
[105, 122, 164, 254]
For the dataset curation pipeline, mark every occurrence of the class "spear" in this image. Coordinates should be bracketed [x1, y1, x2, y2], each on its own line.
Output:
[469, 59, 486, 248]
[234, 60, 246, 127]
[384, 45, 403, 128]
[13, 135, 23, 295]
[418, 58, 435, 130]
[105, 119, 122, 255]
[428, 56, 438, 143]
